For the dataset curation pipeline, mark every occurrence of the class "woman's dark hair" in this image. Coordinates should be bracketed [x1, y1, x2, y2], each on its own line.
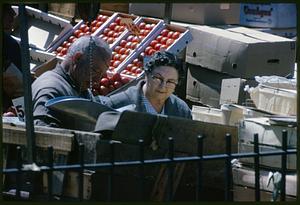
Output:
[144, 51, 181, 74]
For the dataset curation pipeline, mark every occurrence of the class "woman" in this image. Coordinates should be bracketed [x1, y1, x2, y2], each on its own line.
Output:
[108, 51, 192, 119]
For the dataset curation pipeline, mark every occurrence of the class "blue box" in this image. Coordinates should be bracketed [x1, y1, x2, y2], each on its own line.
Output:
[240, 3, 296, 28]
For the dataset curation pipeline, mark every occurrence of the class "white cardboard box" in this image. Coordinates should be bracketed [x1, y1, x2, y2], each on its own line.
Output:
[186, 25, 296, 78]
[129, 3, 240, 25]
[12, 5, 72, 51]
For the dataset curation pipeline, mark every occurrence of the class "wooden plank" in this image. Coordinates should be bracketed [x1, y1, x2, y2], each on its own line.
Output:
[2, 123, 73, 152]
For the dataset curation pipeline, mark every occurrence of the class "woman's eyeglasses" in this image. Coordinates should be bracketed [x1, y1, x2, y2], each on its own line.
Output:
[151, 74, 178, 89]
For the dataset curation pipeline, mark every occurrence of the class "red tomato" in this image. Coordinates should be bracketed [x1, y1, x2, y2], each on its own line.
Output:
[119, 54, 127, 62]
[109, 22, 117, 30]
[124, 49, 131, 55]
[139, 22, 146, 29]
[114, 25, 121, 32]
[91, 27, 98, 33]
[154, 43, 162, 51]
[113, 32, 119, 38]
[172, 31, 180, 39]
[107, 30, 115, 37]
[101, 15, 108, 22]
[107, 37, 114, 44]
[114, 46, 122, 53]
[131, 42, 138, 49]
[74, 29, 82, 38]
[120, 40, 127, 47]
[113, 81, 123, 89]
[83, 27, 90, 33]
[99, 85, 109, 95]
[100, 78, 110, 87]
[103, 28, 110, 35]
[145, 24, 152, 30]
[160, 37, 168, 45]
[126, 64, 134, 71]
[96, 21, 102, 28]
[113, 53, 121, 60]
[97, 14, 103, 21]
[125, 42, 132, 49]
[80, 24, 88, 31]
[145, 46, 152, 55]
[149, 49, 156, 55]
[132, 36, 140, 42]
[121, 76, 130, 84]
[136, 68, 143, 74]
[78, 32, 85, 38]
[119, 48, 126, 54]
[127, 35, 134, 42]
[62, 41, 68, 47]
[111, 73, 122, 82]
[91, 20, 98, 27]
[56, 46, 63, 53]
[132, 58, 139, 65]
[65, 42, 72, 48]
[167, 31, 174, 38]
[61, 47, 68, 55]
[131, 66, 138, 73]
[84, 31, 91, 36]
[150, 40, 158, 47]
[160, 45, 168, 50]
[112, 60, 121, 68]
[115, 17, 121, 24]
[161, 29, 169, 37]
[119, 26, 126, 32]
[166, 39, 174, 46]
[156, 35, 163, 42]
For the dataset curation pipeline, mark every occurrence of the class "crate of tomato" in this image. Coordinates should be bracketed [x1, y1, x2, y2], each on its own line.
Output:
[48, 10, 115, 57]
[107, 17, 164, 74]
[116, 23, 193, 80]
[92, 12, 139, 48]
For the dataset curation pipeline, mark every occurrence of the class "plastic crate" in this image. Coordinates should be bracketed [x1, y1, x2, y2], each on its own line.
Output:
[12, 5, 72, 51]
[29, 48, 56, 72]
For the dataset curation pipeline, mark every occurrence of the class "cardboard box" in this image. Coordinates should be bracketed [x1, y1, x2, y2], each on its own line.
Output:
[186, 25, 296, 78]
[232, 165, 297, 198]
[129, 3, 240, 25]
[192, 104, 271, 127]
[238, 117, 297, 170]
[186, 65, 256, 107]
[240, 3, 296, 28]
[220, 78, 258, 105]
[12, 5, 72, 51]
[249, 84, 296, 116]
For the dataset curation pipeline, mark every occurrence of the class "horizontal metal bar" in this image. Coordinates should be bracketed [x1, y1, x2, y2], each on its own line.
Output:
[3, 149, 297, 174]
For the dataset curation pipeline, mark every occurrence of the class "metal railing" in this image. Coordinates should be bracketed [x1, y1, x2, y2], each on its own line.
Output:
[2, 130, 297, 201]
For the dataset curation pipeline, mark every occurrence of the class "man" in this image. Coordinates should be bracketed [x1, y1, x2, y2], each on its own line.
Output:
[32, 35, 112, 127]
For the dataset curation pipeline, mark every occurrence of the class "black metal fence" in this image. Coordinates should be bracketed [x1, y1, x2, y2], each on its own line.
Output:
[2, 130, 297, 201]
